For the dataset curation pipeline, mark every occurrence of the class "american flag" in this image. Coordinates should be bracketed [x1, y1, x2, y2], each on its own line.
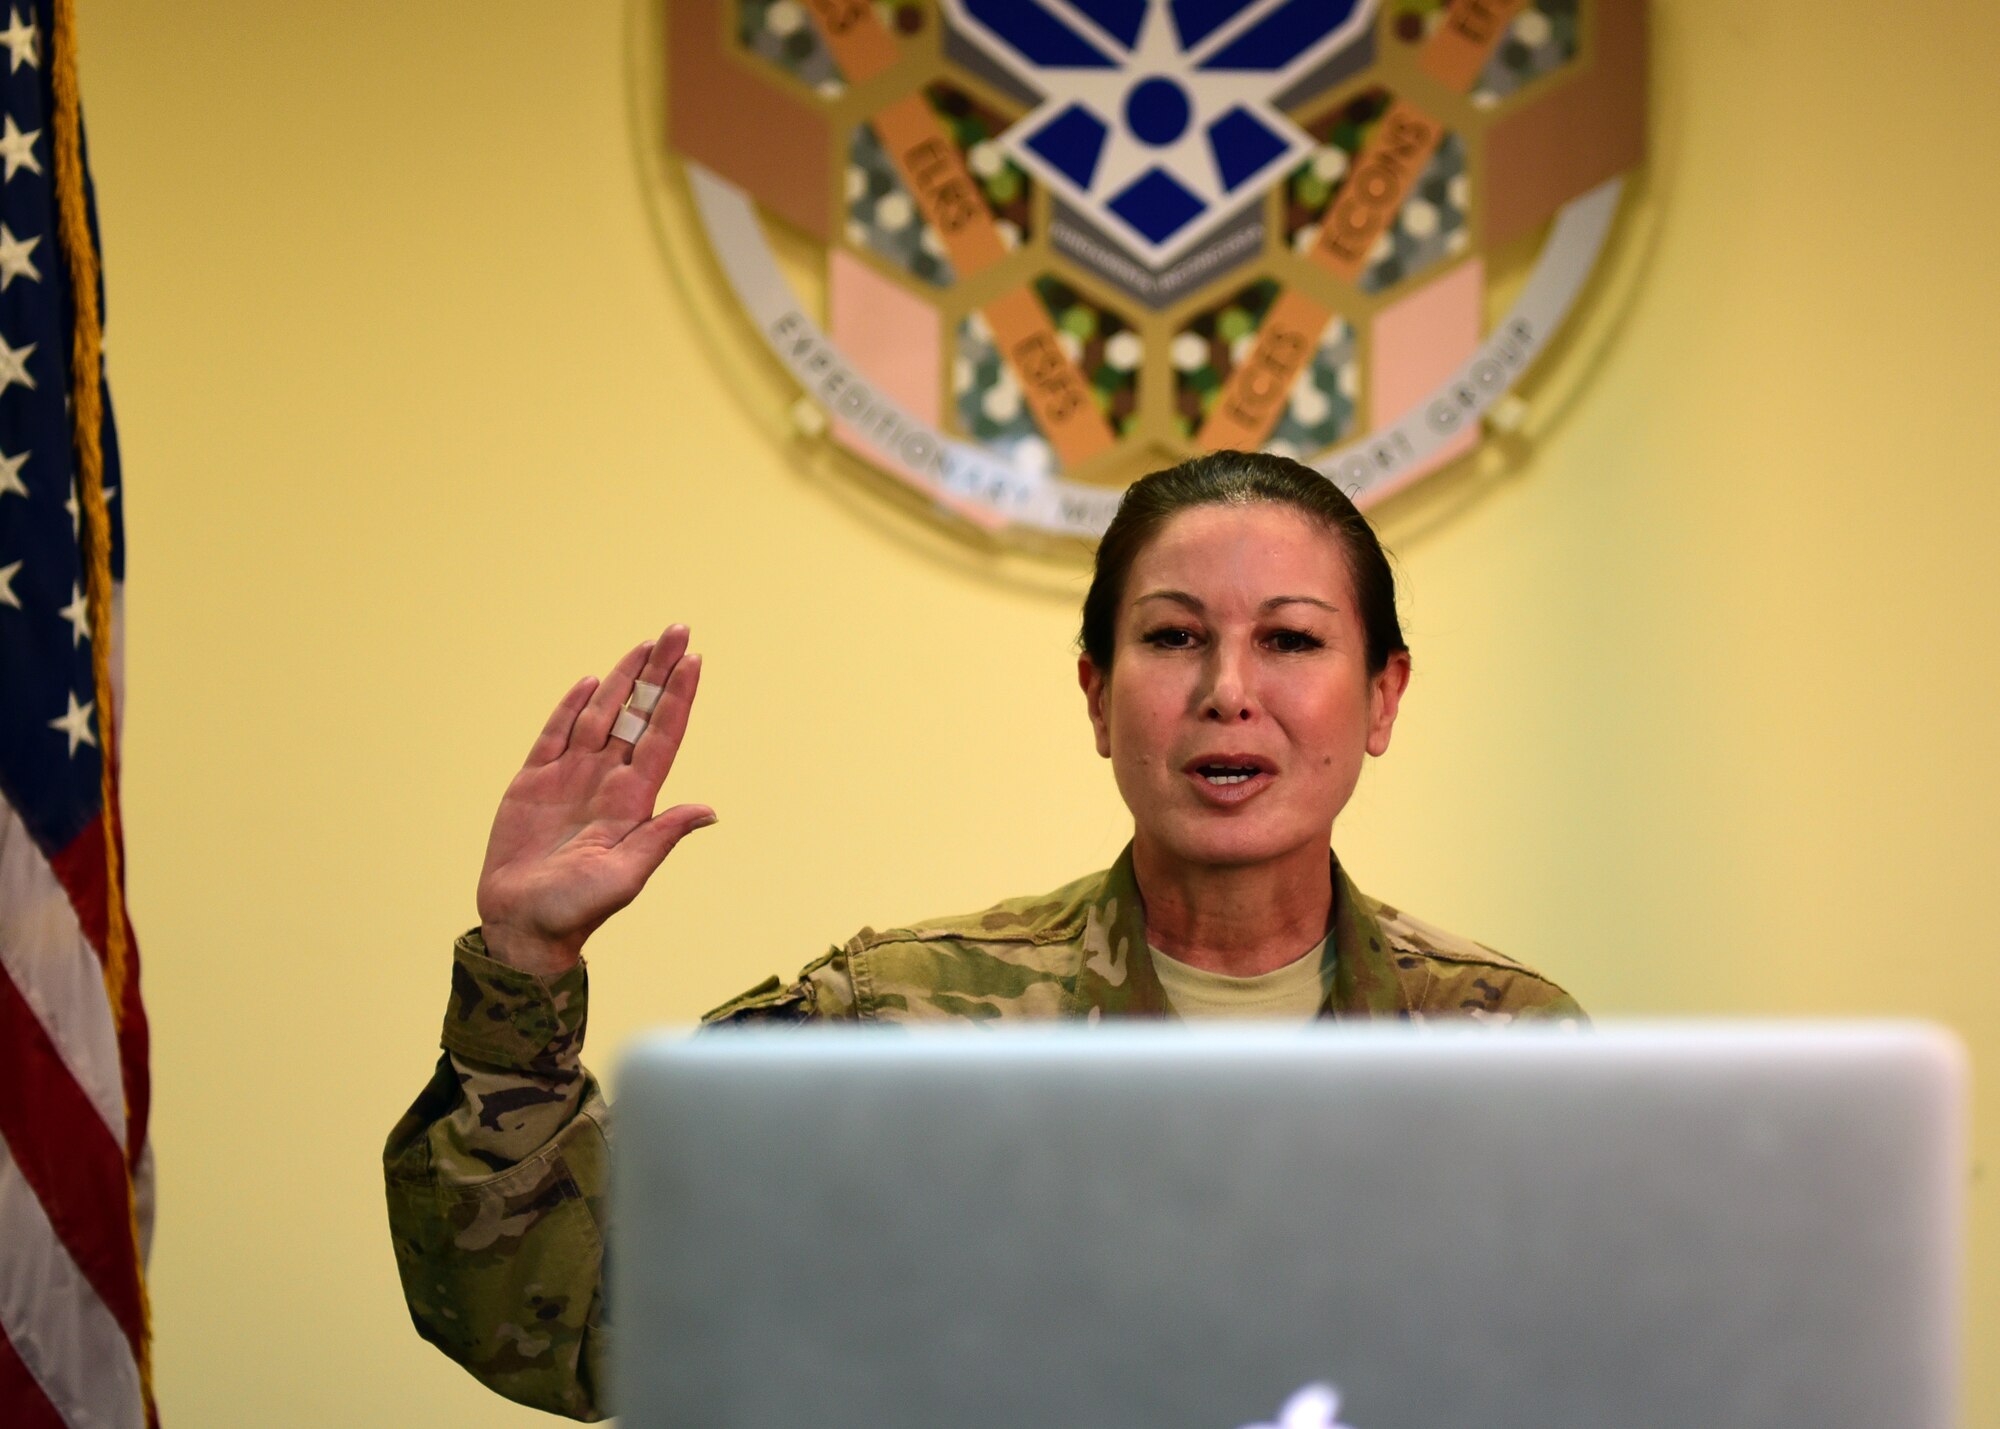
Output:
[0, 1, 155, 1425]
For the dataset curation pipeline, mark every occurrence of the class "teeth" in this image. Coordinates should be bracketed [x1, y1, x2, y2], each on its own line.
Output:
[1202, 772, 1254, 785]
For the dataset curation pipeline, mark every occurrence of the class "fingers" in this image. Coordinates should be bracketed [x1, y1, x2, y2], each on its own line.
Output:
[524, 676, 597, 766]
[629, 645, 701, 784]
[619, 803, 718, 877]
[572, 638, 656, 752]
[610, 624, 694, 762]
[608, 624, 696, 756]
[636, 624, 691, 688]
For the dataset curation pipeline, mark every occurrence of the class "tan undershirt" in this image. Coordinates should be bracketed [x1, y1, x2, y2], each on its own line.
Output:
[1147, 935, 1333, 1020]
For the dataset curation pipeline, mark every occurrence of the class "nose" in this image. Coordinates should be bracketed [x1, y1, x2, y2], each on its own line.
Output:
[1199, 640, 1255, 723]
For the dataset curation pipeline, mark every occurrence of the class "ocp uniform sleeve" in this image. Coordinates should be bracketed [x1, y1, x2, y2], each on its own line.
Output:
[383, 934, 614, 1420]
[384, 934, 860, 1420]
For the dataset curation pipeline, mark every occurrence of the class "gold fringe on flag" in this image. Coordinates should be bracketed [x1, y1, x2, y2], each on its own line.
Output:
[50, 0, 157, 1415]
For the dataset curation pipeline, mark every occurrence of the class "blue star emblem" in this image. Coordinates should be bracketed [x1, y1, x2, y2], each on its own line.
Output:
[944, 0, 1377, 267]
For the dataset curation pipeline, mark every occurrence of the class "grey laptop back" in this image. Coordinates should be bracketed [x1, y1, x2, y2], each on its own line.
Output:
[612, 1024, 1962, 1429]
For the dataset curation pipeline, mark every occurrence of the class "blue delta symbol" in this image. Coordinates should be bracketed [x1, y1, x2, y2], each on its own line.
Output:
[948, 0, 1375, 263]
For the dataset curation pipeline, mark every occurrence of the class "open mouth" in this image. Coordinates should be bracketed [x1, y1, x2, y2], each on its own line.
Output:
[1184, 756, 1276, 794]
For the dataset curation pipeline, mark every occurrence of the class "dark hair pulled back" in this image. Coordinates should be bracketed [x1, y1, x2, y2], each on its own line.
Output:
[1079, 450, 1408, 675]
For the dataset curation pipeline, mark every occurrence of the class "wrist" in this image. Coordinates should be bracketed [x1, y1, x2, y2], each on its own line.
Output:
[478, 921, 584, 977]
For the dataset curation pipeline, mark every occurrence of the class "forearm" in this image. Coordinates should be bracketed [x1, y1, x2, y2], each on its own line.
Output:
[383, 935, 613, 1419]
[384, 929, 862, 1417]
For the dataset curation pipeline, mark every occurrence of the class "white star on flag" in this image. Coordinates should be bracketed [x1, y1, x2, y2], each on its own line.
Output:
[0, 221, 39, 287]
[49, 689, 99, 755]
[59, 580, 89, 645]
[0, 330, 34, 390]
[0, 12, 157, 1427]
[0, 5, 37, 71]
[0, 111, 39, 179]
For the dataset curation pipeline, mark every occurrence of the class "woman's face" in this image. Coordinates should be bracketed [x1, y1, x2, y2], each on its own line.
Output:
[1079, 503, 1411, 874]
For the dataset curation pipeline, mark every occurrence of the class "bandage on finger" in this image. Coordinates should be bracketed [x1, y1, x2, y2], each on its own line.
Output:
[628, 679, 665, 715]
[610, 708, 650, 744]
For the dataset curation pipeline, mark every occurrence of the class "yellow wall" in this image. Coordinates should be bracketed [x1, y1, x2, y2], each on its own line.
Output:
[85, 0, 1994, 1421]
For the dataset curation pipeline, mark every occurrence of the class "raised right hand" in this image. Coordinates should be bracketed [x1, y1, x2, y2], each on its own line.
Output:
[474, 624, 713, 975]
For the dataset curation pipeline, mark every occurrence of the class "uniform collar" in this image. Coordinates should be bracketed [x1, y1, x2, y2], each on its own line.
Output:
[1326, 859, 1406, 1018]
[1067, 844, 1169, 1018]
[1068, 844, 1411, 1020]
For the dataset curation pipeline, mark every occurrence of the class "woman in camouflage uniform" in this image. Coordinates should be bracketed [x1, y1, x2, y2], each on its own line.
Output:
[385, 451, 1581, 1418]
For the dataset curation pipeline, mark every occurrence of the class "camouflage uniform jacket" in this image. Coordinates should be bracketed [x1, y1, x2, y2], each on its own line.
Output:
[383, 846, 1581, 1420]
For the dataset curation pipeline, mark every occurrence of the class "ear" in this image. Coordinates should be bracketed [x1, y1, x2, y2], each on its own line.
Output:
[1364, 651, 1412, 758]
[1078, 655, 1112, 759]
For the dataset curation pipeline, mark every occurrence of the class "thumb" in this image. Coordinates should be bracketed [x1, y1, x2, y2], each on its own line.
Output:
[620, 803, 718, 874]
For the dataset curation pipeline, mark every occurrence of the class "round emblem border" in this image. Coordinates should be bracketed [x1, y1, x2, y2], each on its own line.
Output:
[625, 0, 1654, 548]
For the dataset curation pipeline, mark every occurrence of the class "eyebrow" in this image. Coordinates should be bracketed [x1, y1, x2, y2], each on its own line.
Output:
[1133, 590, 1342, 615]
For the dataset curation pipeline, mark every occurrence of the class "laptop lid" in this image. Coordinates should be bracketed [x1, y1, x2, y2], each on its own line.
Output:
[612, 1024, 1962, 1429]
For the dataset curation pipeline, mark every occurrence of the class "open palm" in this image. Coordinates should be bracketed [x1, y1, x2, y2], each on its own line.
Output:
[475, 625, 713, 975]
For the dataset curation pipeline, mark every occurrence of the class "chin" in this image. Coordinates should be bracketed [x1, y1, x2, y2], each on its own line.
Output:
[1154, 815, 1318, 871]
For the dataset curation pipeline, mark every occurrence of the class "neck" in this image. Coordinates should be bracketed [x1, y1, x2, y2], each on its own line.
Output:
[1131, 831, 1334, 977]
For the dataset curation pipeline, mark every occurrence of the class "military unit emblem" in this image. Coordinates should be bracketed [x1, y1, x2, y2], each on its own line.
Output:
[953, 0, 1378, 271]
[659, 0, 1646, 539]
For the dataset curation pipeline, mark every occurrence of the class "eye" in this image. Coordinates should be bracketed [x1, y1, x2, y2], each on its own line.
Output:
[1266, 628, 1325, 654]
[1140, 625, 1200, 650]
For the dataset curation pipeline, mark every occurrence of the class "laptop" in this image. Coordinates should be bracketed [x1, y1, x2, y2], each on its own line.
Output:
[611, 1024, 1963, 1428]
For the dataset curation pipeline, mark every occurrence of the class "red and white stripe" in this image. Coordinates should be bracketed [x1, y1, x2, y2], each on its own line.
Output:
[0, 602, 152, 1429]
